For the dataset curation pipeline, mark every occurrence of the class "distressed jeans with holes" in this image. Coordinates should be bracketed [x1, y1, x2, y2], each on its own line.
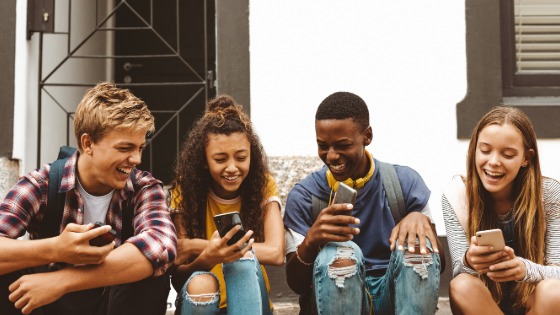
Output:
[312, 240, 440, 315]
[313, 241, 367, 315]
[178, 254, 271, 315]
[366, 239, 440, 315]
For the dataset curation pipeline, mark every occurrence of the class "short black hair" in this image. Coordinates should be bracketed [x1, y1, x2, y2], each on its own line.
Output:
[315, 91, 370, 131]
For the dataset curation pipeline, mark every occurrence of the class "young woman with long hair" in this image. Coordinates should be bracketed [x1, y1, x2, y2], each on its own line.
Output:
[169, 95, 284, 314]
[442, 106, 560, 314]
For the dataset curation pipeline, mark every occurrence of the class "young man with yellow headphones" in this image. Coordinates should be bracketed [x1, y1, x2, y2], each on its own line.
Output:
[283, 92, 440, 314]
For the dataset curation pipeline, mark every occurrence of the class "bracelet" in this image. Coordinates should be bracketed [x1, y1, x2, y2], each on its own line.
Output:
[295, 246, 314, 266]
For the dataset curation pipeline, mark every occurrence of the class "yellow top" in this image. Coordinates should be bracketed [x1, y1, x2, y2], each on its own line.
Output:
[172, 177, 280, 310]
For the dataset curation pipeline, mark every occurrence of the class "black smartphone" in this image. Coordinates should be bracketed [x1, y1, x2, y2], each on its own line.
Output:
[213, 212, 246, 246]
[332, 182, 357, 215]
[89, 221, 117, 247]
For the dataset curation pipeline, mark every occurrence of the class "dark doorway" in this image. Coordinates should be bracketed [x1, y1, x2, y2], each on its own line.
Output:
[114, 0, 216, 184]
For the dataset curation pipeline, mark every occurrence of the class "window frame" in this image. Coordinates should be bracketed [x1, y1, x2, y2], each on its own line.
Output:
[501, 0, 560, 96]
[457, 0, 560, 139]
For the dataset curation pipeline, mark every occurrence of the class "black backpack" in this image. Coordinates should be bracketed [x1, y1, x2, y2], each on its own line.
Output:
[38, 146, 134, 241]
[310, 161, 446, 273]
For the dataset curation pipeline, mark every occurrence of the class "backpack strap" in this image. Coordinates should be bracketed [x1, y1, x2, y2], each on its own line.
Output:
[377, 161, 406, 223]
[42, 146, 77, 239]
[42, 146, 136, 242]
[379, 161, 447, 273]
[121, 172, 137, 242]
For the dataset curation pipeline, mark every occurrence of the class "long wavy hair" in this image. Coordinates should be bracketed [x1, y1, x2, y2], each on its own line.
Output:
[170, 95, 269, 241]
[465, 106, 544, 308]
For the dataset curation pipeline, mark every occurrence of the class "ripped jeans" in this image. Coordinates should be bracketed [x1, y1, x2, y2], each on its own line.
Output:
[313, 241, 440, 315]
[178, 255, 271, 315]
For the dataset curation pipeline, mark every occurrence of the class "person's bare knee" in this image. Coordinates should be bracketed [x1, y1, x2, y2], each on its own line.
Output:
[187, 274, 219, 302]
[528, 279, 560, 314]
[327, 246, 357, 288]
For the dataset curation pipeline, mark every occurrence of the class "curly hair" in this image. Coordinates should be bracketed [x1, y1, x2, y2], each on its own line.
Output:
[315, 91, 370, 132]
[466, 105, 544, 309]
[171, 95, 270, 241]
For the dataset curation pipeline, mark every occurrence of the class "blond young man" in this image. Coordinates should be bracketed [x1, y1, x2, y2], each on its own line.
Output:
[0, 82, 177, 315]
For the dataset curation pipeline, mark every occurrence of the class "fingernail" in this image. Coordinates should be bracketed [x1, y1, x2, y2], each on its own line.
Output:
[398, 245, 403, 251]
[355, 219, 360, 224]
[409, 246, 414, 252]
[434, 248, 439, 253]
[347, 204, 353, 209]
[421, 249, 427, 254]
[354, 228, 360, 234]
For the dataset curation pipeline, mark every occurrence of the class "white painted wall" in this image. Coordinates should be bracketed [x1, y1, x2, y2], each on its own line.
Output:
[249, 0, 560, 230]
[13, 0, 112, 174]
[13, 1, 560, 231]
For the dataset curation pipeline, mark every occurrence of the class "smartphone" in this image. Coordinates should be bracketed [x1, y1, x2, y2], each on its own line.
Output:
[332, 182, 357, 216]
[476, 229, 505, 251]
[213, 212, 246, 246]
[89, 221, 117, 247]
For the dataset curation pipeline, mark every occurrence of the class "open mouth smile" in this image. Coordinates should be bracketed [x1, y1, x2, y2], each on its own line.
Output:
[223, 175, 240, 182]
[484, 169, 505, 180]
[329, 163, 347, 172]
[117, 167, 132, 175]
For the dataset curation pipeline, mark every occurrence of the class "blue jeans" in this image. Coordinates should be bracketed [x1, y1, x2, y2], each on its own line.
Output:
[178, 255, 272, 315]
[313, 241, 440, 315]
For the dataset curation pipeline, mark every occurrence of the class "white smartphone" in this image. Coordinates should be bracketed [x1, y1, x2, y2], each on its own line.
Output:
[476, 229, 506, 251]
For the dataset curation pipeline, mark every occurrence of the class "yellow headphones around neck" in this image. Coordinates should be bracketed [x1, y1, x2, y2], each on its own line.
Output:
[326, 150, 374, 191]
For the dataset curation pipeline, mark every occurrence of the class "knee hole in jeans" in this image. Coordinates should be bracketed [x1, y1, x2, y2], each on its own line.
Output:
[327, 246, 358, 288]
[186, 273, 219, 302]
[402, 246, 434, 280]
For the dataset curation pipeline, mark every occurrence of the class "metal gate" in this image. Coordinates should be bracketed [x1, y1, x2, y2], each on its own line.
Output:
[34, 0, 216, 184]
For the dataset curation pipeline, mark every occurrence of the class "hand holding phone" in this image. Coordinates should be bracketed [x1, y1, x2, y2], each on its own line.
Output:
[476, 229, 505, 251]
[214, 212, 246, 246]
[89, 221, 117, 247]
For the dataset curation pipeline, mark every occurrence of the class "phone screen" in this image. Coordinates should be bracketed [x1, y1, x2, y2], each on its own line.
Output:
[213, 212, 246, 246]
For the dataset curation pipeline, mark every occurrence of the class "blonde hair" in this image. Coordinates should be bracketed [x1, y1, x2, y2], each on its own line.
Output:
[73, 82, 155, 151]
[466, 106, 544, 309]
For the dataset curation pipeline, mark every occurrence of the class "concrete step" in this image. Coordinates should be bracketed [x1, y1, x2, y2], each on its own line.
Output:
[273, 298, 451, 315]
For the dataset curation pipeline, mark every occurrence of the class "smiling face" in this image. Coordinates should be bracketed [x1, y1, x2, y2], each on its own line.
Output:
[78, 128, 146, 196]
[475, 123, 531, 200]
[205, 132, 251, 199]
[315, 118, 372, 181]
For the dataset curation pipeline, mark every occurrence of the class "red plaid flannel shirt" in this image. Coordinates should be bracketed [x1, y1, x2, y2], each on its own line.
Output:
[0, 152, 177, 276]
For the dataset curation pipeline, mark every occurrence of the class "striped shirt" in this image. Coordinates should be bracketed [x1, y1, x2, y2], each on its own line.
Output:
[442, 177, 560, 283]
[0, 152, 177, 276]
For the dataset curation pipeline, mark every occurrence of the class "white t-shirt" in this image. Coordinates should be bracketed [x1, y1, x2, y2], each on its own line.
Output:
[77, 179, 114, 224]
